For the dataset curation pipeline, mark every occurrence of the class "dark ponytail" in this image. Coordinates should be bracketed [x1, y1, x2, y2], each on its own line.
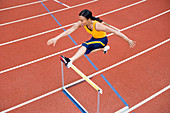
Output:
[79, 9, 103, 23]
[91, 16, 103, 23]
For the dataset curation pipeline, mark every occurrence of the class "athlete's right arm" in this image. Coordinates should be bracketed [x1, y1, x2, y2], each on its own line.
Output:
[47, 21, 81, 46]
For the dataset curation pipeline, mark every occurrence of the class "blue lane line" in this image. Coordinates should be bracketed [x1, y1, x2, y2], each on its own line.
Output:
[84, 54, 98, 70]
[58, 2, 63, 5]
[63, 89, 87, 113]
[40, 1, 128, 107]
[40, 1, 77, 45]
[100, 74, 129, 107]
[85, 53, 129, 106]
[85, 54, 129, 106]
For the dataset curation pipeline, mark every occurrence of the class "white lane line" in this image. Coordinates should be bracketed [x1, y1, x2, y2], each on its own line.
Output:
[88, 38, 170, 78]
[0, 23, 75, 46]
[108, 25, 120, 31]
[103, 22, 121, 31]
[124, 85, 170, 113]
[107, 10, 170, 37]
[0, 9, 169, 74]
[54, 0, 70, 8]
[0, 0, 147, 46]
[0, 0, 98, 27]
[121, 10, 170, 31]
[0, 0, 48, 12]
[97, 0, 146, 17]
[0, 87, 63, 113]
[1, 39, 169, 113]
[0, 45, 81, 74]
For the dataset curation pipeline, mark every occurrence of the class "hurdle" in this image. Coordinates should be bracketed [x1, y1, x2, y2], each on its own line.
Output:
[61, 61, 102, 113]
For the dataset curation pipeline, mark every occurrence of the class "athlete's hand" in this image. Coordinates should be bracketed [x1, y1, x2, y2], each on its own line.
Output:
[47, 38, 58, 47]
[128, 40, 136, 48]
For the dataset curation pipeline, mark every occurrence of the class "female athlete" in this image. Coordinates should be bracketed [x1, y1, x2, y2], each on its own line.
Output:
[47, 9, 136, 68]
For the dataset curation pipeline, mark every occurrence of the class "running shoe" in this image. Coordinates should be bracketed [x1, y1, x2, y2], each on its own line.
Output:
[60, 55, 73, 68]
[103, 45, 110, 54]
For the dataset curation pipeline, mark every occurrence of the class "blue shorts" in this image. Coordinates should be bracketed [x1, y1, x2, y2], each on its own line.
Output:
[82, 36, 108, 54]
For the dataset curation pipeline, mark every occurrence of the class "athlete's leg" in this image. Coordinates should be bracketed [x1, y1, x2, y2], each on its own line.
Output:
[71, 45, 109, 62]
[90, 48, 103, 53]
[60, 36, 109, 68]
[91, 45, 110, 54]
[60, 46, 86, 68]
[71, 46, 87, 61]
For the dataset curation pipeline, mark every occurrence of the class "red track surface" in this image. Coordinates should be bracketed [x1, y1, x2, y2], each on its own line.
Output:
[0, 0, 169, 113]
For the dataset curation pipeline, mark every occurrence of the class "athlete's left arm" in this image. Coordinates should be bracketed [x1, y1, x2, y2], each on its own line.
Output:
[96, 22, 136, 48]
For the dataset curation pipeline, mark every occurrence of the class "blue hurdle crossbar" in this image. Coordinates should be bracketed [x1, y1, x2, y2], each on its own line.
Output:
[62, 88, 88, 113]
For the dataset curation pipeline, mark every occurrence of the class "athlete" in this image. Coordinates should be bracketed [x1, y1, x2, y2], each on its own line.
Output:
[47, 9, 136, 68]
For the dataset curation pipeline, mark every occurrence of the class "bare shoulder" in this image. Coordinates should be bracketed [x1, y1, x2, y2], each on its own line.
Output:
[95, 22, 107, 31]
[95, 22, 104, 27]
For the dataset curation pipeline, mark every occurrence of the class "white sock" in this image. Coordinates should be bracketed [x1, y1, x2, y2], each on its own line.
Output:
[103, 45, 110, 53]
[67, 58, 73, 68]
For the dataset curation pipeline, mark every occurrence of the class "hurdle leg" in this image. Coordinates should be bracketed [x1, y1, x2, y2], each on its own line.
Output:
[97, 90, 100, 113]
[63, 88, 88, 113]
[61, 61, 64, 88]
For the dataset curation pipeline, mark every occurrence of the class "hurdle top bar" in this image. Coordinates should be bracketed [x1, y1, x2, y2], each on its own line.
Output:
[71, 64, 103, 94]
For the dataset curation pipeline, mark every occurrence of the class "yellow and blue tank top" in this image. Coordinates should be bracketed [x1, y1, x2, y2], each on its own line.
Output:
[84, 20, 106, 39]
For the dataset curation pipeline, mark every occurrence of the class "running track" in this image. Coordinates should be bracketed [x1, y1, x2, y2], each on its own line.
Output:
[0, 0, 169, 113]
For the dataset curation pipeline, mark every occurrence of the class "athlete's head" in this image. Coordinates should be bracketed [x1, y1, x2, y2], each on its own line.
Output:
[79, 9, 92, 20]
[79, 9, 103, 26]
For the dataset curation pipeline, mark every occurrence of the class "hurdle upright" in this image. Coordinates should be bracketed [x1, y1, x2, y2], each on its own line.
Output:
[61, 61, 103, 113]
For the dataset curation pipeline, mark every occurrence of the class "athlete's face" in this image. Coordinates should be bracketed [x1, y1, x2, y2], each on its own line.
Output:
[79, 16, 90, 27]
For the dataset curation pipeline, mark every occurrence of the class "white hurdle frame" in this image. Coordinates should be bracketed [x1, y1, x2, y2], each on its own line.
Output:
[61, 61, 101, 113]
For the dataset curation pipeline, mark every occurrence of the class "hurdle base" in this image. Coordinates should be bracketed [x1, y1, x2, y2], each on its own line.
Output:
[115, 106, 129, 113]
[62, 88, 88, 113]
